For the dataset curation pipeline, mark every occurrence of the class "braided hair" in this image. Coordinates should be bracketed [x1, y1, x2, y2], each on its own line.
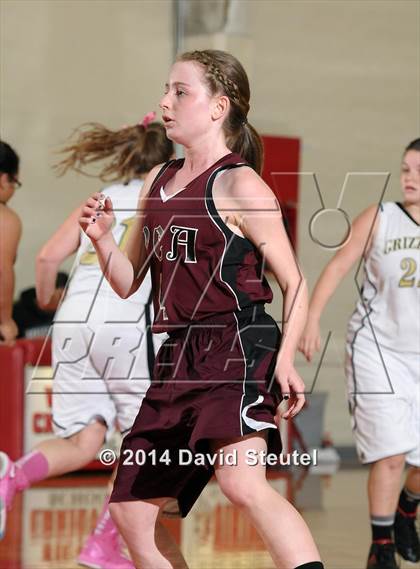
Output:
[178, 50, 263, 174]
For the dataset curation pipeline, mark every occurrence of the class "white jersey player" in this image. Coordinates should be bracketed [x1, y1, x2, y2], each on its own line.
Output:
[347, 200, 420, 354]
[346, 201, 419, 465]
[52, 179, 163, 443]
[0, 116, 174, 569]
[299, 138, 420, 569]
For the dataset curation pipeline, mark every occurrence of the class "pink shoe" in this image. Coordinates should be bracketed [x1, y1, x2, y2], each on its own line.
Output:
[78, 525, 134, 569]
[0, 452, 17, 541]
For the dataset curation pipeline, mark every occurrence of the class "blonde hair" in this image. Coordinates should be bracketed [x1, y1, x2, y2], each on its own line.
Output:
[55, 122, 173, 182]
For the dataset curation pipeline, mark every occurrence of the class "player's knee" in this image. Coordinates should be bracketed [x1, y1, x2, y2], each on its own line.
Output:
[68, 422, 106, 459]
[380, 454, 405, 472]
[110, 500, 159, 555]
[218, 477, 255, 509]
[109, 502, 146, 535]
[109, 502, 125, 529]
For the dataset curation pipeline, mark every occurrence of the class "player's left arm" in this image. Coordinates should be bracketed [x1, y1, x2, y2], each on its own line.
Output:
[220, 167, 307, 419]
[36, 204, 82, 308]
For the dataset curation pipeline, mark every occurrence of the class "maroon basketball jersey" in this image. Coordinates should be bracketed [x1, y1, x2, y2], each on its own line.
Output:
[143, 152, 273, 332]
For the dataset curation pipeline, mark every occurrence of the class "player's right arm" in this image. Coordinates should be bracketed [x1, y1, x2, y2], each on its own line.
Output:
[0, 206, 22, 343]
[79, 164, 162, 299]
[298, 204, 380, 362]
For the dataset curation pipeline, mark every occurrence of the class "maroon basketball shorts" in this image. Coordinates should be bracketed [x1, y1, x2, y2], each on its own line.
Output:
[110, 304, 282, 517]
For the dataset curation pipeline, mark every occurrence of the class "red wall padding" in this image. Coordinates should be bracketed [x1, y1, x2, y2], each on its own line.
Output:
[0, 338, 51, 459]
[19, 337, 52, 366]
[261, 135, 300, 249]
[0, 343, 26, 460]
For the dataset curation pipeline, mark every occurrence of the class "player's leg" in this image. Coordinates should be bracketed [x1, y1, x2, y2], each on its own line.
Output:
[394, 354, 420, 562]
[367, 454, 405, 565]
[78, 315, 155, 569]
[105, 337, 197, 569]
[394, 467, 420, 563]
[37, 420, 107, 475]
[402, 467, 420, 516]
[110, 499, 189, 569]
[368, 454, 406, 514]
[0, 320, 115, 541]
[0, 421, 106, 540]
[78, 466, 139, 569]
[404, 466, 420, 496]
[210, 432, 322, 569]
[345, 339, 416, 568]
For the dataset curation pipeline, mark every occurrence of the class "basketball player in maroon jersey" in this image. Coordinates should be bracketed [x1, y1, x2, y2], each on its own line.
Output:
[79, 50, 324, 569]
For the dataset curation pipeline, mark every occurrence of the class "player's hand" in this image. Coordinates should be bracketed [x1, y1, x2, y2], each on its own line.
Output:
[0, 318, 18, 345]
[274, 358, 306, 424]
[79, 192, 115, 243]
[298, 318, 321, 362]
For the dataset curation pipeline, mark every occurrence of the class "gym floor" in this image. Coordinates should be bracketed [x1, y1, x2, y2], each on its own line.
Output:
[0, 467, 417, 569]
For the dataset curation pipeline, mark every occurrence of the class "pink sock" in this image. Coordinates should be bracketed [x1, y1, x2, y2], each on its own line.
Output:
[14, 451, 49, 490]
[93, 496, 115, 536]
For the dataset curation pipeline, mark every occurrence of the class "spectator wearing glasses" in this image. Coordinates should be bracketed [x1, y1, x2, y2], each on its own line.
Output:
[0, 140, 22, 343]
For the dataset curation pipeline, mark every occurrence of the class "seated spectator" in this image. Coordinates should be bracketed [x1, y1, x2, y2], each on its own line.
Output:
[12, 272, 68, 338]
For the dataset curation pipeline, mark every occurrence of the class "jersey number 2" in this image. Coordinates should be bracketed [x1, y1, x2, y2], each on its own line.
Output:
[398, 257, 420, 288]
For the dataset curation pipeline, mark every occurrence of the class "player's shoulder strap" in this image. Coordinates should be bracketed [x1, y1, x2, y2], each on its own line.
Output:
[207, 153, 249, 182]
[395, 201, 420, 227]
[378, 201, 405, 221]
[205, 154, 251, 193]
[204, 157, 256, 244]
[370, 202, 394, 246]
[149, 159, 183, 195]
